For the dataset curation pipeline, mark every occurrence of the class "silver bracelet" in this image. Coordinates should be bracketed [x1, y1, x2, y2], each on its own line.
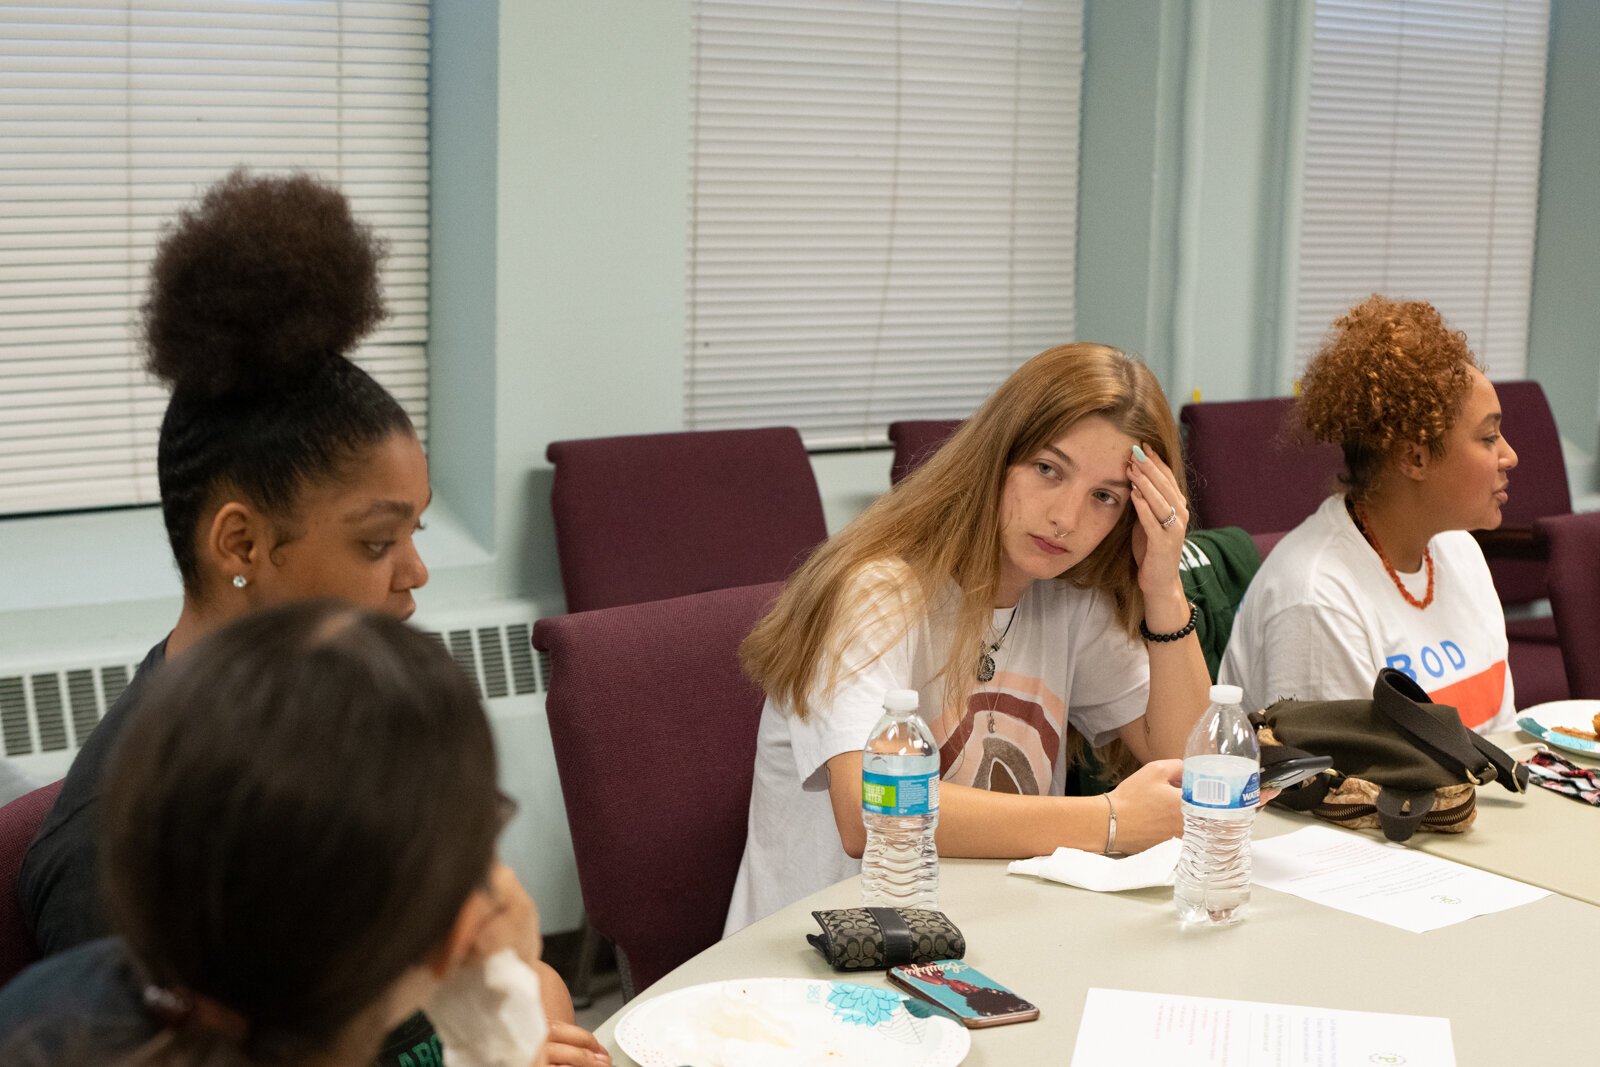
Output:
[1103, 793, 1118, 855]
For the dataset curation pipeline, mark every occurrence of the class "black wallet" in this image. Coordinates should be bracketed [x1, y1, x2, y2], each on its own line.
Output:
[807, 906, 966, 972]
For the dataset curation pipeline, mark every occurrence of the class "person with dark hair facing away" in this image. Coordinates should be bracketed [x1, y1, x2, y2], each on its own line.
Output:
[0, 602, 555, 1067]
[1220, 295, 1518, 732]
[16, 171, 605, 1065]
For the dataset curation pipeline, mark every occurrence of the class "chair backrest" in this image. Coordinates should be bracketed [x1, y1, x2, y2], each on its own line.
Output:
[1489, 380, 1572, 605]
[546, 428, 827, 613]
[1250, 529, 1286, 561]
[532, 582, 780, 997]
[0, 780, 62, 988]
[888, 419, 962, 485]
[1534, 512, 1600, 699]
[1180, 398, 1345, 534]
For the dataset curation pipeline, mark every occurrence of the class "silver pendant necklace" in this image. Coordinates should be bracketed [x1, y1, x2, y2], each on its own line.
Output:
[977, 606, 1020, 683]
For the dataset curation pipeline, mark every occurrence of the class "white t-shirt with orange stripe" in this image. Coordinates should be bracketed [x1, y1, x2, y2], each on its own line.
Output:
[1219, 494, 1514, 733]
[723, 560, 1150, 934]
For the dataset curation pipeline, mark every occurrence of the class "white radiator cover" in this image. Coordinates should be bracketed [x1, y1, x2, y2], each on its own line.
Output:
[0, 601, 584, 935]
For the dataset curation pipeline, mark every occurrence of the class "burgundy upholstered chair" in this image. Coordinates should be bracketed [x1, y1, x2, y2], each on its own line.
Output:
[1179, 397, 1345, 535]
[546, 428, 826, 613]
[1250, 530, 1286, 561]
[0, 780, 62, 988]
[532, 582, 779, 999]
[1534, 511, 1600, 699]
[888, 419, 963, 485]
[1478, 381, 1571, 707]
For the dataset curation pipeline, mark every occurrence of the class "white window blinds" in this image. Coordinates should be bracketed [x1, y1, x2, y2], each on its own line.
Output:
[1293, 0, 1548, 377]
[686, 0, 1083, 448]
[0, 0, 430, 516]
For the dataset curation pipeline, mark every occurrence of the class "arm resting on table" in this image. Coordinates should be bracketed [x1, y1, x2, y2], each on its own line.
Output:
[824, 750, 1182, 859]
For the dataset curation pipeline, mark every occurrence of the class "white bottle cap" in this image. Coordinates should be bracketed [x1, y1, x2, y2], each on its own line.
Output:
[884, 688, 920, 712]
[1209, 683, 1244, 706]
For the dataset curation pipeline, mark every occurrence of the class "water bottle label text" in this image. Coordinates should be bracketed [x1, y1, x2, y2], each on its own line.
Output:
[1181, 767, 1260, 810]
[862, 771, 939, 816]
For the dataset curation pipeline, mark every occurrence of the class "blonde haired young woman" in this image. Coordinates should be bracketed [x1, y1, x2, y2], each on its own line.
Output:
[725, 343, 1213, 931]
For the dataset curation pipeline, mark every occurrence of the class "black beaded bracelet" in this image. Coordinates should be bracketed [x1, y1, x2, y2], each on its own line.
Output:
[1139, 601, 1198, 643]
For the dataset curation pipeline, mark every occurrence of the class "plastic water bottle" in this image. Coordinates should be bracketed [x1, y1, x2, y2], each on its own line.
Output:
[860, 688, 940, 909]
[1174, 683, 1260, 926]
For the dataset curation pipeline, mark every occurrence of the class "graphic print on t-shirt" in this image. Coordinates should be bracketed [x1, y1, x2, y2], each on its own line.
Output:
[1384, 639, 1507, 730]
[937, 672, 1064, 794]
[1425, 660, 1507, 730]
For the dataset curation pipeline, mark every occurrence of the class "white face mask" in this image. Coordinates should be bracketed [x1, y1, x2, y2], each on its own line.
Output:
[428, 948, 550, 1067]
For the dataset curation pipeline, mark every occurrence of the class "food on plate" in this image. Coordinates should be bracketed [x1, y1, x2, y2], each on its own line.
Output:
[652, 985, 830, 1067]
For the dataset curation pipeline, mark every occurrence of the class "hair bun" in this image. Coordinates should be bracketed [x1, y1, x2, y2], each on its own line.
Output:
[143, 169, 388, 397]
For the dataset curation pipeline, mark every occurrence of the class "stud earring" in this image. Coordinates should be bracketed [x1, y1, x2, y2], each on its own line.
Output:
[232, 575, 248, 589]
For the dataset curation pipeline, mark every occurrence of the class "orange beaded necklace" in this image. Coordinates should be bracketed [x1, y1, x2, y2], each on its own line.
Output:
[1349, 499, 1435, 610]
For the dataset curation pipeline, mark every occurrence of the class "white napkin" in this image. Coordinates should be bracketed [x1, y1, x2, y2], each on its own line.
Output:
[1007, 837, 1182, 891]
[430, 948, 549, 1067]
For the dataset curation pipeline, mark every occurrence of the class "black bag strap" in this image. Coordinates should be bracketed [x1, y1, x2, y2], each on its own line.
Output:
[1373, 787, 1436, 842]
[1371, 670, 1528, 794]
[1466, 732, 1530, 793]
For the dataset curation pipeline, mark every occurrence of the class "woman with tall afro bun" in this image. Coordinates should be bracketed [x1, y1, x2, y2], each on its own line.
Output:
[1220, 295, 1519, 733]
[15, 171, 604, 1066]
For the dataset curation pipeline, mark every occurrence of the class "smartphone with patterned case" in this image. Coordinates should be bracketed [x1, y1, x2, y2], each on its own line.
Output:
[887, 959, 1039, 1028]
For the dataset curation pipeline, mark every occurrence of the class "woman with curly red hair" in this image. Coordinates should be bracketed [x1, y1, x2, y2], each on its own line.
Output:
[1220, 295, 1518, 732]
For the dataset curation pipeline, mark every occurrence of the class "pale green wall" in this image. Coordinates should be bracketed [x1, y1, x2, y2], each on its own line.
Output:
[490, 1, 692, 602]
[1075, 0, 1176, 371]
[3, 0, 1596, 642]
[374, 0, 1600, 616]
[427, 0, 500, 551]
[1079, 0, 1301, 405]
[1526, 0, 1600, 491]
[422, 0, 893, 612]
[1170, 0, 1302, 402]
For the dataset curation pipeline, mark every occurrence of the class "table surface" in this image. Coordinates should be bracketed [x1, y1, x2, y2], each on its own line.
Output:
[598, 729, 1599, 1066]
[1255, 729, 1600, 905]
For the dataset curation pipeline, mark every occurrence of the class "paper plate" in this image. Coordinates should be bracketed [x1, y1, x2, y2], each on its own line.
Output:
[1517, 699, 1600, 758]
[615, 977, 971, 1067]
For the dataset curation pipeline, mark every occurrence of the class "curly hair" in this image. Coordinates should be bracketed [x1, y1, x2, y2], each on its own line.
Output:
[1296, 294, 1480, 501]
[142, 169, 411, 592]
[144, 169, 387, 396]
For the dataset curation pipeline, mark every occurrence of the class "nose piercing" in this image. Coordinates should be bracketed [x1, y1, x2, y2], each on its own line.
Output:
[1052, 522, 1065, 540]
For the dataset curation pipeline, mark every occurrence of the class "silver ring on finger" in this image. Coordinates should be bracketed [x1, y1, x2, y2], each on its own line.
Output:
[1160, 506, 1179, 529]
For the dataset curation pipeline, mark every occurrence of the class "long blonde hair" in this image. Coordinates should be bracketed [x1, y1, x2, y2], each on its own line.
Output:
[742, 342, 1184, 721]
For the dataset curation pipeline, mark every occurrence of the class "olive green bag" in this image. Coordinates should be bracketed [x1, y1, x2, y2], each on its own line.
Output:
[1253, 668, 1529, 842]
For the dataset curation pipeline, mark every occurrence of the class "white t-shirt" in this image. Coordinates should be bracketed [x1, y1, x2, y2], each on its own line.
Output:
[723, 561, 1151, 934]
[1219, 494, 1514, 733]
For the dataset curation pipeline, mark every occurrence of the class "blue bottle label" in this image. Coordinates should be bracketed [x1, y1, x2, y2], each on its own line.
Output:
[1182, 760, 1261, 810]
[862, 770, 938, 816]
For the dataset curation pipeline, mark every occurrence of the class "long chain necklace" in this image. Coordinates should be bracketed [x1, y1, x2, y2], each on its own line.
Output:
[977, 605, 1020, 683]
[1350, 500, 1435, 610]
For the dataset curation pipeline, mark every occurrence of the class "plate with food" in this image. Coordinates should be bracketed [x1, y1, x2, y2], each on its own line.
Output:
[1517, 699, 1600, 758]
[615, 977, 971, 1067]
